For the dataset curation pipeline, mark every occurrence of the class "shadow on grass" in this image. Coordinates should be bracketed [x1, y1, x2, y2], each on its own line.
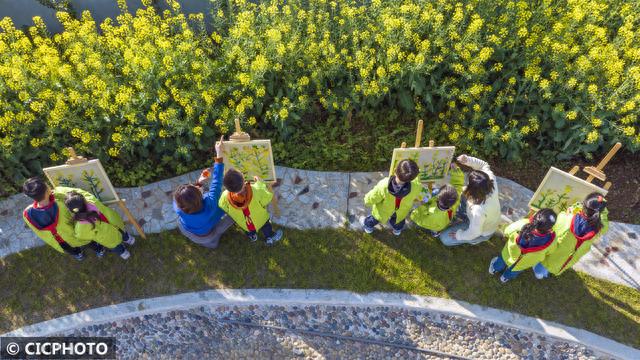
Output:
[0, 227, 638, 349]
[375, 227, 640, 348]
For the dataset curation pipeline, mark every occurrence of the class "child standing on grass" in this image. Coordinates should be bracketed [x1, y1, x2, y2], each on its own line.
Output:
[489, 208, 557, 283]
[22, 178, 100, 261]
[64, 191, 135, 259]
[218, 169, 283, 245]
[533, 193, 609, 279]
[362, 159, 422, 236]
[410, 164, 465, 237]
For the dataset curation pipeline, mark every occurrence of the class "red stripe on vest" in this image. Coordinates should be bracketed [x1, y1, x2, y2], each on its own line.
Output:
[394, 197, 402, 210]
[560, 214, 598, 272]
[447, 209, 453, 221]
[517, 232, 556, 254]
[242, 207, 256, 232]
[23, 206, 66, 244]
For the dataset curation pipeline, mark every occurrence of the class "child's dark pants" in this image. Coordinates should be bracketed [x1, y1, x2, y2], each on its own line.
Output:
[247, 220, 276, 239]
[364, 214, 405, 231]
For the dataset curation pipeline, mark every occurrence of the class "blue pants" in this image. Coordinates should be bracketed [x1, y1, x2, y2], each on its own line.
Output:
[247, 220, 275, 238]
[365, 214, 405, 231]
[491, 255, 523, 281]
[533, 263, 550, 279]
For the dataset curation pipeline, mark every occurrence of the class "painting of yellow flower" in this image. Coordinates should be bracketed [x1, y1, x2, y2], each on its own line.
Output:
[389, 146, 456, 183]
[529, 167, 608, 213]
[222, 140, 277, 183]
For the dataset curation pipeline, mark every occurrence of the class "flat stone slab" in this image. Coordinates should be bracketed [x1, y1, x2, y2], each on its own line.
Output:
[271, 168, 349, 229]
[5, 289, 637, 359]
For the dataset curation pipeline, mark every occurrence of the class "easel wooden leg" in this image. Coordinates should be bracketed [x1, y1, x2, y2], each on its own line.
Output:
[118, 199, 147, 239]
[268, 183, 281, 217]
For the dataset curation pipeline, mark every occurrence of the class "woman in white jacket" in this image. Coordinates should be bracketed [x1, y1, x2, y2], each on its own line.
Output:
[439, 154, 502, 246]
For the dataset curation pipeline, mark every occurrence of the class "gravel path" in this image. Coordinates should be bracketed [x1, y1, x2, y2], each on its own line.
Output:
[62, 304, 611, 359]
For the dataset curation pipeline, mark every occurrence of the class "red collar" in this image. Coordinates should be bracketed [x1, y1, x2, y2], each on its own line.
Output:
[23, 205, 60, 231]
[34, 194, 56, 210]
[517, 232, 556, 253]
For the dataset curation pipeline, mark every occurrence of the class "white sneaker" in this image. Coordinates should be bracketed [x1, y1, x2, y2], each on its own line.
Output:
[392, 229, 402, 236]
[499, 275, 509, 283]
[489, 257, 499, 275]
[123, 233, 135, 246]
[120, 250, 131, 260]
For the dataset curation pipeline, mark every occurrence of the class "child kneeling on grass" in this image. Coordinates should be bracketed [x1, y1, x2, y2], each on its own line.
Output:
[64, 191, 135, 260]
[218, 169, 283, 245]
[362, 159, 422, 236]
[410, 164, 464, 237]
[489, 208, 557, 283]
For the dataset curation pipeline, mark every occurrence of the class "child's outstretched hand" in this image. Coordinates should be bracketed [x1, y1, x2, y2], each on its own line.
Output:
[456, 154, 468, 164]
[450, 162, 458, 169]
[215, 135, 224, 158]
[253, 176, 260, 183]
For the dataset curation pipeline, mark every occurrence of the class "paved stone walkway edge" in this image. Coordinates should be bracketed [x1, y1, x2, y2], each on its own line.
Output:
[4, 289, 638, 359]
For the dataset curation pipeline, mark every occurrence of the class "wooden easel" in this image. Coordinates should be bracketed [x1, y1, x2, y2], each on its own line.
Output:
[227, 119, 281, 216]
[400, 120, 438, 193]
[527, 142, 621, 216]
[64, 148, 147, 239]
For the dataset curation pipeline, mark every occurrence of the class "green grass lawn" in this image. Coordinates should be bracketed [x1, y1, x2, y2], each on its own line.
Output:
[1, 227, 639, 347]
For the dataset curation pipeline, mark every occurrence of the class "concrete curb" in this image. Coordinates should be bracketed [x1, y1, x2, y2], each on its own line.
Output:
[4, 289, 638, 359]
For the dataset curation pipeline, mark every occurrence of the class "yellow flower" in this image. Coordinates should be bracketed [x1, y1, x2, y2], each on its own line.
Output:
[586, 130, 599, 143]
[591, 118, 602, 128]
[501, 133, 511, 142]
[159, 129, 168, 138]
[112, 133, 123, 142]
[623, 127, 636, 136]
[193, 126, 203, 136]
[50, 153, 60, 162]
[108, 147, 119, 157]
[279, 108, 288, 119]
[566, 111, 578, 121]
[588, 84, 598, 95]
[508, 77, 516, 85]
[248, 116, 257, 125]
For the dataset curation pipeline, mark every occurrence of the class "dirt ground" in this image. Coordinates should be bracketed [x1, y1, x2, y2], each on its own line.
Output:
[490, 150, 640, 224]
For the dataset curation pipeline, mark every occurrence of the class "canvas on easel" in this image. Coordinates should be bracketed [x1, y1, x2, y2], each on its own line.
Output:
[389, 146, 456, 183]
[529, 167, 608, 213]
[43, 149, 147, 239]
[221, 139, 277, 183]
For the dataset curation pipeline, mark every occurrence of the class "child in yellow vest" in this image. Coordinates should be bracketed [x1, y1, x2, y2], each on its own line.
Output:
[533, 193, 609, 279]
[362, 159, 422, 236]
[22, 177, 100, 261]
[410, 164, 465, 237]
[64, 191, 135, 259]
[218, 169, 283, 245]
[489, 208, 557, 283]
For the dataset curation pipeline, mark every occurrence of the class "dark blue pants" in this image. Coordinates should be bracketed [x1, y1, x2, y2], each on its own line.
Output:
[365, 214, 405, 231]
[247, 220, 275, 238]
[491, 255, 523, 280]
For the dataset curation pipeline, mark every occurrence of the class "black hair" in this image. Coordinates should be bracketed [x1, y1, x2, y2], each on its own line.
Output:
[23, 177, 48, 202]
[223, 168, 245, 193]
[395, 159, 419, 183]
[519, 208, 557, 245]
[463, 170, 494, 204]
[583, 192, 607, 231]
[173, 184, 203, 214]
[64, 191, 100, 228]
[437, 184, 458, 210]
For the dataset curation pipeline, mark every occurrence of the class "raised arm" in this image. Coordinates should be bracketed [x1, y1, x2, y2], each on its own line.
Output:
[206, 136, 226, 203]
[457, 155, 495, 181]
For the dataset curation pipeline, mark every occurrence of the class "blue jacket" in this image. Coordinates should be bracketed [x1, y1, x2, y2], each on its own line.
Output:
[173, 161, 226, 235]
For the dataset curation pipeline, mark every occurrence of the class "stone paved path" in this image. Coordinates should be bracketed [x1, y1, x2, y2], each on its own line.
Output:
[0, 166, 638, 289]
[59, 304, 611, 360]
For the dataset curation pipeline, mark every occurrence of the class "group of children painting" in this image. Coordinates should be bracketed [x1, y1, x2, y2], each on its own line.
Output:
[22, 144, 609, 283]
[364, 155, 609, 283]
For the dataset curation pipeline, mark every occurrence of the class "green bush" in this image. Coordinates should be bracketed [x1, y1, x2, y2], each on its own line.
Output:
[0, 0, 639, 195]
